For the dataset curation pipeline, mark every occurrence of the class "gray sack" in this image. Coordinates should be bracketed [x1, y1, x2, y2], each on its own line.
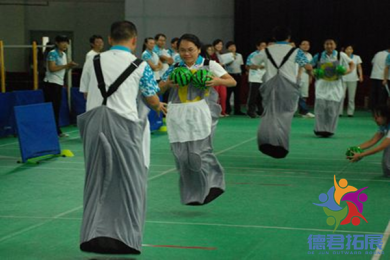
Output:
[258, 47, 299, 158]
[169, 62, 225, 205]
[78, 56, 149, 254]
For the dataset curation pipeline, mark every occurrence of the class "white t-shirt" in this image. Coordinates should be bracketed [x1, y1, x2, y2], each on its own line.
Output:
[370, 50, 390, 80]
[300, 52, 313, 83]
[80, 49, 159, 121]
[246, 50, 265, 83]
[44, 49, 67, 85]
[343, 54, 362, 82]
[85, 50, 99, 62]
[251, 44, 307, 83]
[225, 53, 244, 74]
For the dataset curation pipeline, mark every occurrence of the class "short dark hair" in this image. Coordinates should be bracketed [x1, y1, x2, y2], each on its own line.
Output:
[256, 40, 266, 47]
[89, 35, 103, 44]
[177, 34, 202, 49]
[171, 37, 179, 44]
[272, 26, 291, 41]
[55, 35, 69, 43]
[154, 33, 166, 41]
[299, 40, 310, 45]
[225, 41, 235, 49]
[373, 105, 390, 124]
[343, 44, 354, 49]
[324, 38, 337, 45]
[110, 21, 137, 42]
[266, 37, 275, 44]
[212, 39, 223, 47]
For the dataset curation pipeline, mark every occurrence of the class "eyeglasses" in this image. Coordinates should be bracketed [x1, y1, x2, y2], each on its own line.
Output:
[178, 48, 197, 54]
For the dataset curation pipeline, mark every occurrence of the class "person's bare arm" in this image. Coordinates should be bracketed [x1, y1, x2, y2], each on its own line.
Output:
[145, 95, 167, 115]
[358, 63, 364, 82]
[349, 133, 389, 162]
[147, 60, 160, 71]
[48, 61, 78, 72]
[383, 66, 389, 86]
[206, 73, 236, 88]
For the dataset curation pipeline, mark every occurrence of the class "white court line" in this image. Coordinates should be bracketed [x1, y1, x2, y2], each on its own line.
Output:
[151, 153, 352, 161]
[0, 215, 382, 235]
[147, 137, 256, 181]
[223, 166, 380, 175]
[0, 206, 82, 243]
[0, 136, 257, 243]
[146, 220, 383, 235]
[227, 173, 390, 183]
[372, 220, 390, 260]
[214, 137, 256, 155]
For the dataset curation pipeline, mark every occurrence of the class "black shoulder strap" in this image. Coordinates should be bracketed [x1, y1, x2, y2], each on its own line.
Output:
[106, 59, 143, 99]
[93, 55, 144, 105]
[337, 50, 341, 61]
[279, 47, 297, 68]
[279, 48, 297, 69]
[93, 55, 106, 101]
[265, 48, 278, 69]
[265, 47, 297, 70]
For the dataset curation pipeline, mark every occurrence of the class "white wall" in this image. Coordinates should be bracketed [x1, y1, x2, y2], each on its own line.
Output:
[125, 0, 234, 56]
[0, 5, 27, 71]
[0, 0, 124, 72]
[0, 0, 234, 72]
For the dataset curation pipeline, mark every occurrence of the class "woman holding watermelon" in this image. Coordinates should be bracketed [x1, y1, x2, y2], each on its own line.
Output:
[159, 34, 236, 206]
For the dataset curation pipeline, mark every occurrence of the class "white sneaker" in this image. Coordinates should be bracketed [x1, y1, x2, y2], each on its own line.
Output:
[302, 112, 315, 118]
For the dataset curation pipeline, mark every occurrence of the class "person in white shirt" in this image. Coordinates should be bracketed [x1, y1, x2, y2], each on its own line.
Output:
[311, 39, 355, 137]
[85, 35, 104, 62]
[225, 41, 245, 115]
[384, 52, 390, 87]
[246, 40, 267, 118]
[340, 45, 363, 117]
[297, 40, 315, 118]
[79, 20, 167, 255]
[370, 49, 390, 110]
[141, 37, 162, 81]
[43, 35, 78, 137]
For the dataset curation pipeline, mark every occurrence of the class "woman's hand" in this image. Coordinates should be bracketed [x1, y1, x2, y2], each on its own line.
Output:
[205, 76, 221, 87]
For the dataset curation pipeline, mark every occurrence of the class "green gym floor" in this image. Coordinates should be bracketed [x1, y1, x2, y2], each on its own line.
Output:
[0, 111, 389, 260]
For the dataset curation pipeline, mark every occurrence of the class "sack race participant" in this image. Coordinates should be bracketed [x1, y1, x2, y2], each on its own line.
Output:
[160, 34, 236, 205]
[311, 39, 354, 137]
[250, 26, 312, 158]
[78, 21, 167, 255]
